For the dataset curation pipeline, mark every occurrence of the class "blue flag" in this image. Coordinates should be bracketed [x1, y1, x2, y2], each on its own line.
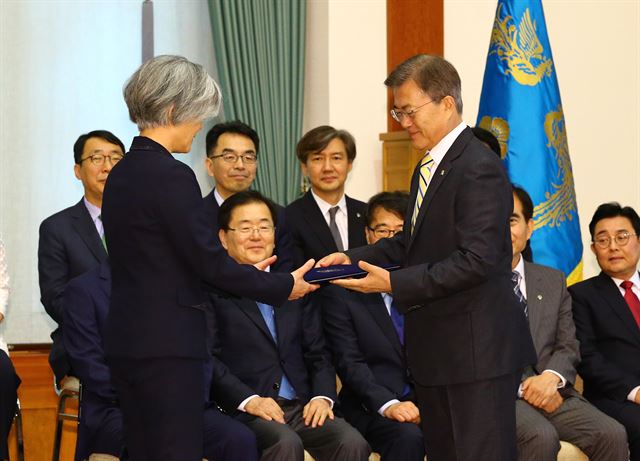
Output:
[477, 0, 582, 284]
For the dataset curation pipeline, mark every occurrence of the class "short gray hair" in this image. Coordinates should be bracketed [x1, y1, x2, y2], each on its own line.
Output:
[385, 54, 463, 114]
[124, 55, 222, 130]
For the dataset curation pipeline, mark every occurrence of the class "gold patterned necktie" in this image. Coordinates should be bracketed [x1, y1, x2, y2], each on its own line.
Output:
[411, 153, 434, 232]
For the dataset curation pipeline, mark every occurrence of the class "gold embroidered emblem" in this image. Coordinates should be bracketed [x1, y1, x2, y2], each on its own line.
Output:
[532, 106, 577, 232]
[478, 116, 510, 159]
[489, 5, 553, 86]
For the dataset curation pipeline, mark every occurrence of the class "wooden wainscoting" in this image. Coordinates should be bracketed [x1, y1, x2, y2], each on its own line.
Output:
[8, 345, 77, 461]
[380, 130, 422, 192]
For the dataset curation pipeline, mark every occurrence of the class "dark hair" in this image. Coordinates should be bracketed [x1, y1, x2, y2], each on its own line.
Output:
[218, 190, 278, 231]
[73, 130, 125, 164]
[511, 185, 534, 222]
[206, 120, 260, 157]
[296, 125, 356, 163]
[366, 191, 410, 227]
[384, 54, 463, 114]
[472, 127, 501, 158]
[588, 202, 640, 240]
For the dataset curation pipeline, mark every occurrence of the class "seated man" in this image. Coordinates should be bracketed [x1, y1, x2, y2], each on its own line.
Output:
[63, 262, 259, 461]
[319, 191, 425, 461]
[510, 186, 627, 461]
[570, 202, 640, 461]
[209, 190, 370, 461]
[203, 120, 293, 272]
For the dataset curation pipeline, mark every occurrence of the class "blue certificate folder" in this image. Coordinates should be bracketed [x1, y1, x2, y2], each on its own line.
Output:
[304, 264, 401, 284]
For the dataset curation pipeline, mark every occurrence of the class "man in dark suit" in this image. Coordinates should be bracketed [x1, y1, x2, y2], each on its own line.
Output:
[38, 130, 124, 388]
[320, 55, 536, 461]
[209, 190, 370, 461]
[202, 120, 293, 272]
[285, 126, 367, 267]
[320, 191, 425, 461]
[510, 187, 627, 461]
[63, 262, 260, 461]
[569, 202, 640, 461]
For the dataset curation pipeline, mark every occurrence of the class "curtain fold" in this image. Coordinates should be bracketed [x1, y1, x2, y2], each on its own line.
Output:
[208, 0, 305, 205]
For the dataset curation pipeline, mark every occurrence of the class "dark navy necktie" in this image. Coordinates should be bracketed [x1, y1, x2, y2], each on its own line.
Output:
[511, 270, 528, 318]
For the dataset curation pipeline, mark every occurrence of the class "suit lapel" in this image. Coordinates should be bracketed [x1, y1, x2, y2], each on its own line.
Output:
[523, 262, 544, 351]
[408, 128, 471, 249]
[595, 273, 640, 344]
[345, 196, 364, 249]
[362, 293, 404, 359]
[300, 191, 338, 253]
[235, 298, 278, 346]
[71, 199, 107, 262]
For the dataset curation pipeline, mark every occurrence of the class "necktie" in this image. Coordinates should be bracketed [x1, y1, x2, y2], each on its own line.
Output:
[328, 206, 344, 251]
[511, 271, 528, 318]
[410, 153, 434, 232]
[620, 281, 640, 328]
[389, 302, 405, 346]
[97, 215, 107, 252]
[256, 303, 296, 399]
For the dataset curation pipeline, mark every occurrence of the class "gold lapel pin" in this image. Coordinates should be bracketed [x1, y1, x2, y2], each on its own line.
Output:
[440, 170, 445, 176]
[537, 294, 543, 300]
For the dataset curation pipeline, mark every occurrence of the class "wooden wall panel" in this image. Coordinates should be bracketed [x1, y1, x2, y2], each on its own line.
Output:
[386, 0, 444, 131]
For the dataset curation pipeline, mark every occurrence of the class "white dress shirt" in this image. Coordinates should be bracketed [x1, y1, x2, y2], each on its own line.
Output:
[0, 236, 9, 353]
[83, 196, 104, 238]
[420, 122, 468, 193]
[609, 272, 640, 402]
[311, 190, 348, 250]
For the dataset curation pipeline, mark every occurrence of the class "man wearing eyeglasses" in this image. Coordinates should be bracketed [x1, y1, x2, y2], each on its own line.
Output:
[207, 190, 370, 461]
[319, 191, 426, 461]
[318, 54, 536, 461]
[38, 130, 125, 389]
[203, 120, 293, 272]
[570, 202, 640, 461]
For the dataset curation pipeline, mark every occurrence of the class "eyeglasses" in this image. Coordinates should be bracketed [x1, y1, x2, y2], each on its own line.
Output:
[209, 153, 258, 164]
[367, 227, 403, 238]
[593, 231, 638, 249]
[227, 225, 275, 236]
[80, 153, 124, 166]
[390, 99, 436, 123]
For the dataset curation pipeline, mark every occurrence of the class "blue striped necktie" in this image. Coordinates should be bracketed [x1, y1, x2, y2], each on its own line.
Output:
[411, 153, 434, 232]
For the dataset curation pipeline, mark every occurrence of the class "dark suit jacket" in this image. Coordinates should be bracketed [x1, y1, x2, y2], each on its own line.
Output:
[523, 261, 580, 386]
[319, 286, 413, 419]
[347, 127, 535, 387]
[207, 293, 337, 414]
[101, 136, 293, 359]
[285, 191, 367, 267]
[569, 272, 640, 402]
[202, 189, 294, 272]
[63, 263, 120, 461]
[38, 198, 108, 382]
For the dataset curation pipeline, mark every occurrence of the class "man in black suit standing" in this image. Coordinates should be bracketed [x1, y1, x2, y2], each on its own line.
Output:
[320, 54, 535, 461]
[38, 130, 124, 388]
[320, 191, 425, 461]
[209, 190, 370, 461]
[510, 187, 627, 461]
[202, 120, 293, 272]
[285, 126, 367, 267]
[570, 202, 640, 461]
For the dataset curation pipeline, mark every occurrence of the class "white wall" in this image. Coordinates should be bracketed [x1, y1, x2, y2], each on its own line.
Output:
[303, 0, 387, 202]
[444, 0, 640, 278]
[0, 0, 217, 344]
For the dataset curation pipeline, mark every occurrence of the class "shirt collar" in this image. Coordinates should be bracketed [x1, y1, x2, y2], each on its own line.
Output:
[513, 254, 526, 280]
[214, 188, 225, 207]
[311, 189, 347, 217]
[611, 271, 640, 289]
[83, 197, 101, 221]
[427, 121, 468, 165]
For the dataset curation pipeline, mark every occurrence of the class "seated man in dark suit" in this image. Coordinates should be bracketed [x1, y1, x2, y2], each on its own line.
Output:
[38, 130, 124, 388]
[63, 262, 260, 461]
[570, 202, 640, 461]
[202, 120, 293, 272]
[510, 187, 627, 461]
[285, 126, 367, 267]
[319, 191, 425, 461]
[209, 190, 370, 461]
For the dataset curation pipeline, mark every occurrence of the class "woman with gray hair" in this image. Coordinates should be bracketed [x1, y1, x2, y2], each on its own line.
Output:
[102, 55, 316, 461]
